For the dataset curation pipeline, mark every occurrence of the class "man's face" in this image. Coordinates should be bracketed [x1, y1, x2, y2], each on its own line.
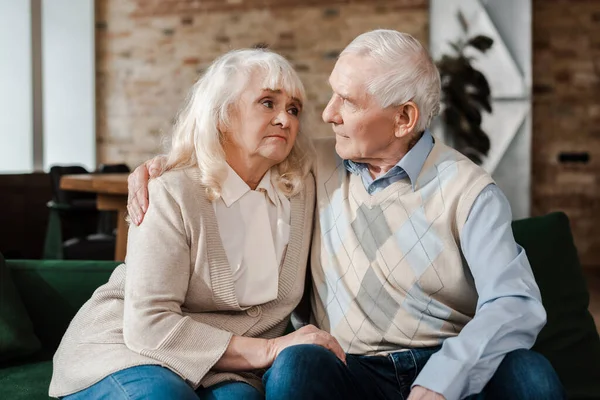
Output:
[322, 54, 398, 162]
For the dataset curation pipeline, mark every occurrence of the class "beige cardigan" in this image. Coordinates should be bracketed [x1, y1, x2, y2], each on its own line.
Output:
[49, 167, 315, 397]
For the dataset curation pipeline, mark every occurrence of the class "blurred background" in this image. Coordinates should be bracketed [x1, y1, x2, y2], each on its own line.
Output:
[0, 0, 598, 313]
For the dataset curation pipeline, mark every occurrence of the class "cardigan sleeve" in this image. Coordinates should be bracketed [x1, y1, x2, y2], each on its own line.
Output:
[122, 177, 233, 385]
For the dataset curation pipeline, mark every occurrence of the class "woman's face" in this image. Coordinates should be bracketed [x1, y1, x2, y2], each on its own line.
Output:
[222, 74, 302, 167]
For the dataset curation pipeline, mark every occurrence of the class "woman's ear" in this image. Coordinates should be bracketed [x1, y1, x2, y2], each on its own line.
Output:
[394, 101, 419, 139]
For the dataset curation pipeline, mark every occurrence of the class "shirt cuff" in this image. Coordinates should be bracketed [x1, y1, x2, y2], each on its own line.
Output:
[411, 354, 482, 400]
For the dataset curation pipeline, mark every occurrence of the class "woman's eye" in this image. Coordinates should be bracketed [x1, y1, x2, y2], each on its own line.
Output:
[288, 107, 299, 116]
[262, 100, 274, 108]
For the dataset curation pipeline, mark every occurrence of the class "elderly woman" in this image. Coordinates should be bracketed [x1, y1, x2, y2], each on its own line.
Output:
[49, 49, 345, 400]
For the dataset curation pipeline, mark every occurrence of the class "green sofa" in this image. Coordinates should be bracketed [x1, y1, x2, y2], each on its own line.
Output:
[1, 212, 599, 399]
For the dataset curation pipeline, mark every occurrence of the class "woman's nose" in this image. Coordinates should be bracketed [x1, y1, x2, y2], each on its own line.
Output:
[273, 110, 291, 128]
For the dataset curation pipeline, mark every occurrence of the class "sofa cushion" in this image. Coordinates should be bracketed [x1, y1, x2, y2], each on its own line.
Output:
[0, 253, 41, 363]
[513, 212, 600, 399]
[7, 259, 119, 352]
[0, 360, 52, 399]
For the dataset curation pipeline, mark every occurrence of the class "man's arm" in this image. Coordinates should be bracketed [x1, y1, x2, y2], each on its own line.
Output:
[127, 156, 167, 225]
[411, 184, 546, 400]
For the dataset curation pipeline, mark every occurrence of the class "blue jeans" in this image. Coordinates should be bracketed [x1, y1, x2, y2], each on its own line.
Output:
[263, 344, 566, 400]
[62, 365, 262, 400]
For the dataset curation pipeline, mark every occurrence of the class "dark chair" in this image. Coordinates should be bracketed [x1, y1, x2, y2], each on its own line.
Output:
[43, 165, 116, 260]
[96, 164, 130, 236]
[98, 163, 130, 174]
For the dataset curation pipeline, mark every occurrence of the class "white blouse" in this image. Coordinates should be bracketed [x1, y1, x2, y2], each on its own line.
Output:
[212, 165, 291, 307]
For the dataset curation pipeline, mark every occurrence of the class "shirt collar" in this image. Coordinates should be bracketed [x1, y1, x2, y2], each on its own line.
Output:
[343, 129, 434, 190]
[220, 165, 277, 207]
[397, 129, 434, 188]
[256, 169, 278, 205]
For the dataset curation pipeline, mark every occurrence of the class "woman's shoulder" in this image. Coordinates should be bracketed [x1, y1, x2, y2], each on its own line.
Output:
[149, 167, 205, 203]
[303, 171, 316, 196]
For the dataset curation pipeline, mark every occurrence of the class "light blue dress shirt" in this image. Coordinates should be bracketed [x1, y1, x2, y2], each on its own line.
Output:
[344, 130, 547, 400]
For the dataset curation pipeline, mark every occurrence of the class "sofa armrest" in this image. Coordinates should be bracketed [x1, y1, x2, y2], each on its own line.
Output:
[6, 259, 120, 352]
[512, 212, 600, 399]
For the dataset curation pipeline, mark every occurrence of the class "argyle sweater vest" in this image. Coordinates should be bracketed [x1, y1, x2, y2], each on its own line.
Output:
[310, 137, 494, 355]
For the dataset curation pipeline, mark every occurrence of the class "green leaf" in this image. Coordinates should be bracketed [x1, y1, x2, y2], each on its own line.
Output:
[457, 10, 469, 33]
[462, 147, 483, 165]
[467, 35, 494, 53]
[449, 41, 462, 55]
[436, 16, 494, 165]
[471, 126, 491, 155]
[470, 91, 493, 113]
[468, 68, 491, 97]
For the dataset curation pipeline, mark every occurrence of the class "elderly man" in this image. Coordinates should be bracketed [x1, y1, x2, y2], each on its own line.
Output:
[127, 30, 564, 400]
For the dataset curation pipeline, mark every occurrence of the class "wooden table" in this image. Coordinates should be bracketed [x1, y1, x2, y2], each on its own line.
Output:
[60, 173, 129, 261]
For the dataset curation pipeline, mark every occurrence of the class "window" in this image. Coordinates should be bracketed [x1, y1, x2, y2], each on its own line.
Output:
[0, 0, 95, 174]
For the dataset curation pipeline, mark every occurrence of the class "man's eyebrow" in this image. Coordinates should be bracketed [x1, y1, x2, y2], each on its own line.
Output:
[337, 91, 351, 101]
[327, 81, 351, 100]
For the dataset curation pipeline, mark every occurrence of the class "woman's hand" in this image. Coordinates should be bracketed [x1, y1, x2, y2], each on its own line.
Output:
[267, 324, 347, 365]
[127, 156, 166, 225]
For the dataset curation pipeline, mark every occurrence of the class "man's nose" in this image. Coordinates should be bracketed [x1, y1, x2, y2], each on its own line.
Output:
[322, 97, 342, 125]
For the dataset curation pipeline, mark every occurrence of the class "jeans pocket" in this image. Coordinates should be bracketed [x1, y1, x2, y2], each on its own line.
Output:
[398, 375, 414, 399]
[388, 352, 417, 399]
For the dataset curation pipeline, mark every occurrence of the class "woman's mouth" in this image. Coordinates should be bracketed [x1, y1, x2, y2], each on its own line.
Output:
[266, 135, 287, 141]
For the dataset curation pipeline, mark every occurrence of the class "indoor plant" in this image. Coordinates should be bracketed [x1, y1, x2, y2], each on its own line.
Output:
[436, 12, 494, 164]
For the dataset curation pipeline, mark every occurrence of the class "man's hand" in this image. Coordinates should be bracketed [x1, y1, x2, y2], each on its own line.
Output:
[267, 324, 347, 366]
[407, 386, 445, 400]
[127, 156, 166, 225]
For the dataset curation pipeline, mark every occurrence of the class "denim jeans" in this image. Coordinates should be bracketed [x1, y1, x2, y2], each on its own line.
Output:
[62, 365, 262, 400]
[263, 344, 566, 400]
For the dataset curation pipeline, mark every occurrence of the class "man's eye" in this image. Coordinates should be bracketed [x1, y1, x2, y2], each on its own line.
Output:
[262, 100, 274, 108]
[288, 107, 299, 116]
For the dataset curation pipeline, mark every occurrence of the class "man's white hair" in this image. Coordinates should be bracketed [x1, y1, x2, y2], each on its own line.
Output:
[163, 48, 314, 200]
[341, 29, 441, 133]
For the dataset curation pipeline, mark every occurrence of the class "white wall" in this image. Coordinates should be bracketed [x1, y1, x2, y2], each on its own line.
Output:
[0, 0, 33, 173]
[430, 0, 532, 219]
[42, 0, 95, 171]
[482, 0, 532, 89]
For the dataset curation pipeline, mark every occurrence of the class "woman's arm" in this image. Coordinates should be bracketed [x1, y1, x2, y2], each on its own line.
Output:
[214, 325, 347, 371]
[123, 177, 233, 383]
[124, 176, 345, 381]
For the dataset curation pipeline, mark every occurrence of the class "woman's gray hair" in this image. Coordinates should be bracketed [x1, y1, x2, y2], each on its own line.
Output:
[162, 48, 314, 200]
[341, 29, 441, 133]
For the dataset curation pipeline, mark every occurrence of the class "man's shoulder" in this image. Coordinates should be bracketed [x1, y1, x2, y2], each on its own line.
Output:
[430, 141, 491, 178]
[414, 140, 493, 193]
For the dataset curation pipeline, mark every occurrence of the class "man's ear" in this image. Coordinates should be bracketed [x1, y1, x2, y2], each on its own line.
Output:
[394, 101, 419, 139]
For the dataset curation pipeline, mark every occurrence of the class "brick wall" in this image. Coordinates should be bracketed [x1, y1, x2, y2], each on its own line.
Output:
[96, 0, 600, 266]
[532, 0, 600, 267]
[95, 0, 428, 167]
